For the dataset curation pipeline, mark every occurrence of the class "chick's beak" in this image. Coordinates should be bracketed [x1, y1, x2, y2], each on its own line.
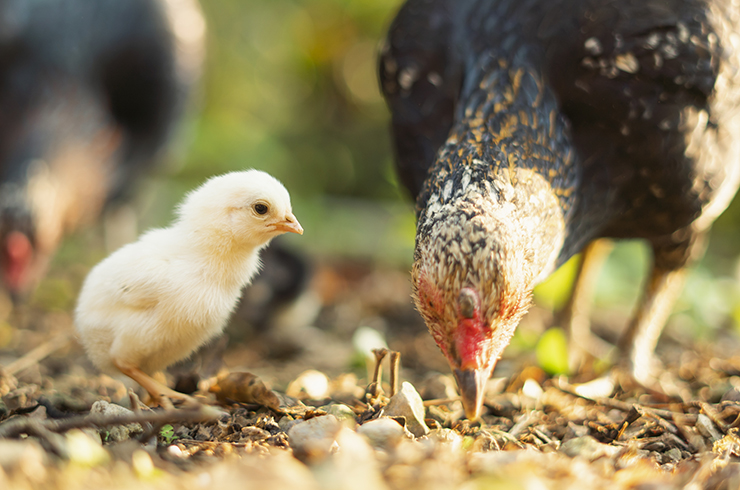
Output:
[453, 367, 488, 420]
[271, 213, 303, 235]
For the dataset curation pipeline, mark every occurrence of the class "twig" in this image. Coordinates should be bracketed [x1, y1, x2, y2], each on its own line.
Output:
[639, 407, 680, 435]
[366, 348, 389, 398]
[594, 397, 698, 424]
[2, 332, 71, 377]
[389, 351, 400, 397]
[423, 397, 461, 407]
[509, 411, 539, 439]
[533, 427, 554, 445]
[0, 406, 221, 439]
[673, 411, 707, 453]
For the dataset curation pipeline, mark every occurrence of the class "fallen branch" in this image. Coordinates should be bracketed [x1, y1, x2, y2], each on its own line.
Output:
[0, 405, 222, 439]
[2, 332, 72, 377]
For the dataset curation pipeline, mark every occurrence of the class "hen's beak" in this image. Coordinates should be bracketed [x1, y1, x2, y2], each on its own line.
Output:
[453, 367, 488, 420]
[271, 213, 303, 235]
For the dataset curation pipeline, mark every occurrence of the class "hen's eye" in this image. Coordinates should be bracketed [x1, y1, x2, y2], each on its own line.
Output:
[254, 203, 269, 215]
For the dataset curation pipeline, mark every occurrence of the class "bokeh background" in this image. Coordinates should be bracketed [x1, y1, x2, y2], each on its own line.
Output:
[14, 0, 740, 384]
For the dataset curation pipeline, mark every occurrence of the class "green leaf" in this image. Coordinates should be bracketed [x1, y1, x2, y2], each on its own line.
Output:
[536, 327, 570, 376]
[159, 425, 176, 445]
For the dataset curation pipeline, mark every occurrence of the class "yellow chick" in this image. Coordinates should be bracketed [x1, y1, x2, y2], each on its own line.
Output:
[74, 170, 303, 407]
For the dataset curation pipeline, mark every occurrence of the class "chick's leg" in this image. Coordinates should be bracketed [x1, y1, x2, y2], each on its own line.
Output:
[113, 359, 197, 409]
[561, 239, 615, 372]
[617, 232, 706, 385]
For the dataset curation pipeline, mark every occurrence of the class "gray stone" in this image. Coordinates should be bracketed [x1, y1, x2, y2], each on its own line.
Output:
[696, 413, 722, 442]
[324, 404, 357, 428]
[288, 414, 341, 462]
[90, 400, 143, 443]
[382, 382, 429, 437]
[313, 428, 386, 490]
[357, 417, 407, 451]
[561, 436, 620, 461]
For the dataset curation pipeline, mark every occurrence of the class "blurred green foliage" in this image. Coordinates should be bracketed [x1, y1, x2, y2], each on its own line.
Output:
[536, 328, 570, 376]
[181, 0, 404, 201]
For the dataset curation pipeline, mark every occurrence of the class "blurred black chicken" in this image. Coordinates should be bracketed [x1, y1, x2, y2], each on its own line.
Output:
[380, 0, 740, 419]
[0, 0, 204, 297]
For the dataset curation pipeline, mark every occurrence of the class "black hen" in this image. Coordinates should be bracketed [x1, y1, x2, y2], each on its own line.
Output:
[0, 0, 204, 296]
[380, 0, 740, 419]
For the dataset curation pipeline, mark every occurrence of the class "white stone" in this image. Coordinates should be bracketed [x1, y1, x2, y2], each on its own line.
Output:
[286, 370, 330, 399]
[288, 415, 341, 461]
[90, 400, 143, 442]
[522, 378, 544, 400]
[382, 382, 429, 437]
[313, 428, 386, 490]
[358, 417, 407, 451]
[560, 436, 620, 461]
[325, 404, 357, 428]
[66, 429, 110, 466]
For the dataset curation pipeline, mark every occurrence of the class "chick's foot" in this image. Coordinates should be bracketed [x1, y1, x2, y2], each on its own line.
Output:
[114, 359, 200, 410]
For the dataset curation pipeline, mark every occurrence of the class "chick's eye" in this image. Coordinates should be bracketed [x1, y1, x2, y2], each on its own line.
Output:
[254, 203, 269, 215]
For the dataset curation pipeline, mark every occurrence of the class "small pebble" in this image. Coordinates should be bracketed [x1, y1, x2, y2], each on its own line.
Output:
[66, 429, 110, 466]
[664, 447, 683, 463]
[358, 417, 407, 451]
[522, 378, 543, 400]
[288, 414, 341, 462]
[324, 403, 357, 428]
[428, 428, 463, 451]
[241, 426, 271, 442]
[316, 428, 386, 490]
[696, 414, 722, 442]
[278, 415, 300, 433]
[560, 436, 620, 461]
[572, 376, 615, 400]
[286, 370, 330, 399]
[132, 449, 155, 478]
[382, 382, 429, 437]
[90, 400, 143, 442]
[167, 445, 183, 458]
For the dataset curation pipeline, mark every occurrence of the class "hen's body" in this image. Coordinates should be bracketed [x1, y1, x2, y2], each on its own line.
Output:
[0, 0, 203, 295]
[381, 0, 740, 418]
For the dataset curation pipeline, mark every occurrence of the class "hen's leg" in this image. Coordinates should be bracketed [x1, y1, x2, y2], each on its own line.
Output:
[562, 239, 614, 372]
[617, 232, 706, 385]
[114, 359, 198, 409]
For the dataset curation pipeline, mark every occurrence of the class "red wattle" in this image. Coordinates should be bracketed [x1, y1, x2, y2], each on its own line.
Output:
[4, 231, 33, 291]
[454, 317, 489, 370]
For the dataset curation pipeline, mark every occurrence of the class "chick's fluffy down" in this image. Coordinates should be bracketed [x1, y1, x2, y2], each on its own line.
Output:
[75, 227, 260, 374]
[74, 169, 301, 376]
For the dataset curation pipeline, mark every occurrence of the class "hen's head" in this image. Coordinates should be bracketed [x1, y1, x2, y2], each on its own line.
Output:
[412, 196, 533, 420]
[178, 170, 303, 249]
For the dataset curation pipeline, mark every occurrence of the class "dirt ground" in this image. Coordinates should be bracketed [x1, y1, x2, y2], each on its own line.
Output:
[2, 251, 740, 490]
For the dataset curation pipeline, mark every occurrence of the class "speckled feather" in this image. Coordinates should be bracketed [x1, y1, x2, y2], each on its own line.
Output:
[380, 0, 740, 388]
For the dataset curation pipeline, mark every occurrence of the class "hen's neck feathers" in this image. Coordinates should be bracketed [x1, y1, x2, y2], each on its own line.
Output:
[415, 53, 579, 287]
